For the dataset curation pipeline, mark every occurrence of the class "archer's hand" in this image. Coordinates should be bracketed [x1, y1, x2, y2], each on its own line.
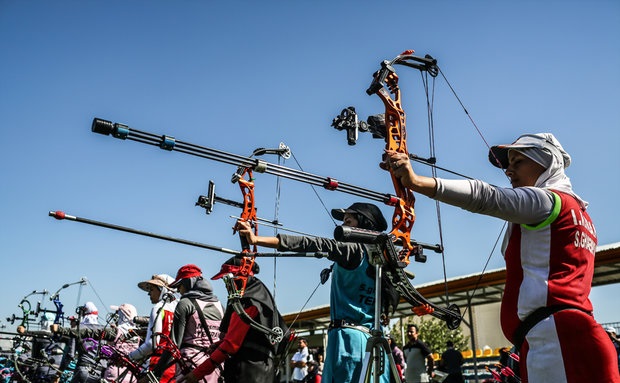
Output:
[383, 150, 437, 197]
[16, 325, 26, 334]
[382, 150, 415, 186]
[235, 219, 257, 245]
[50, 324, 60, 333]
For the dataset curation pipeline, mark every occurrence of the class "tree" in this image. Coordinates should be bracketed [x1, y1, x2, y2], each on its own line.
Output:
[390, 316, 469, 354]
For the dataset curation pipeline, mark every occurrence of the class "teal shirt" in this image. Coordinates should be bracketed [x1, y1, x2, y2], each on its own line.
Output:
[277, 234, 390, 383]
[325, 253, 389, 383]
[330, 252, 375, 326]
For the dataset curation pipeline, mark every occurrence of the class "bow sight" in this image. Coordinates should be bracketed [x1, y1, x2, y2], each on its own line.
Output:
[331, 107, 386, 145]
[332, 51, 438, 147]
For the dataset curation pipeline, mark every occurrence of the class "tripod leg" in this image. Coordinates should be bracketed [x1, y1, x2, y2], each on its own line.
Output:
[358, 334, 402, 383]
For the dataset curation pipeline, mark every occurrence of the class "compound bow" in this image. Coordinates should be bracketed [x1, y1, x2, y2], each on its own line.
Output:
[335, 50, 462, 329]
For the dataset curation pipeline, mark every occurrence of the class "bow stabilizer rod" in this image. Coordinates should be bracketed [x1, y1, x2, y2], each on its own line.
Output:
[91, 118, 396, 204]
[48, 210, 326, 258]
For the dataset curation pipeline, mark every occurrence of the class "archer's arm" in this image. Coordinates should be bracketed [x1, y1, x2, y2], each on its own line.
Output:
[129, 304, 159, 360]
[236, 220, 364, 268]
[51, 324, 105, 340]
[384, 150, 555, 224]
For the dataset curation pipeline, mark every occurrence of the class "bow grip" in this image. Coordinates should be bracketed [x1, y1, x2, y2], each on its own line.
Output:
[239, 232, 251, 252]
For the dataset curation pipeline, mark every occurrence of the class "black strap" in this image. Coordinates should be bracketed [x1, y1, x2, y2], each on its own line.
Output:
[189, 298, 215, 344]
[513, 304, 590, 350]
[328, 319, 371, 335]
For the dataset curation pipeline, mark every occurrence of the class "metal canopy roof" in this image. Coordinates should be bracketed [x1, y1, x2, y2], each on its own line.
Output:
[283, 242, 620, 333]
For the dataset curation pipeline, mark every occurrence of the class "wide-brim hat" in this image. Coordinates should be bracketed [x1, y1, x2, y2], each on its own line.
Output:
[331, 202, 388, 232]
[137, 274, 175, 292]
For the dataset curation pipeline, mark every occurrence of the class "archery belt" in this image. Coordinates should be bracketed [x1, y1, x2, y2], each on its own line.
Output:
[328, 319, 371, 335]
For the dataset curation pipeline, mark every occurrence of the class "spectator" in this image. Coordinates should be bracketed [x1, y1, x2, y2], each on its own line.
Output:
[605, 326, 620, 374]
[388, 335, 405, 380]
[291, 337, 310, 382]
[304, 359, 321, 383]
[316, 353, 324, 378]
[439, 341, 464, 383]
[402, 324, 433, 383]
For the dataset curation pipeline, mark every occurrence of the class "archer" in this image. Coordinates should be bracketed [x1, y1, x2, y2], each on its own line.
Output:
[385, 133, 619, 383]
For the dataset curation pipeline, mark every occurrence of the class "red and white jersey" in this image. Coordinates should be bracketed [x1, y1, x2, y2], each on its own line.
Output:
[434, 179, 619, 382]
[500, 190, 597, 341]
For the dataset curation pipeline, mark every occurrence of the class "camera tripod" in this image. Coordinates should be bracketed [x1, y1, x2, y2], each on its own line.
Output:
[358, 246, 402, 383]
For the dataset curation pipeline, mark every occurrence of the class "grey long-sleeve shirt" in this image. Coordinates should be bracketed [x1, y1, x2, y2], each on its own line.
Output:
[435, 179, 555, 225]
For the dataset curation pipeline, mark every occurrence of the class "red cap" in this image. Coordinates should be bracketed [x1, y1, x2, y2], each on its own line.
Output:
[211, 263, 245, 280]
[211, 256, 259, 280]
[170, 264, 202, 287]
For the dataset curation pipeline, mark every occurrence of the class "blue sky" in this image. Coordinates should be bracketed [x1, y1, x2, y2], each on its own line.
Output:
[1, 1, 619, 332]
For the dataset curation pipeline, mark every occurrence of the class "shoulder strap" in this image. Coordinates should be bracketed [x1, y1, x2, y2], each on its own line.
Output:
[189, 298, 214, 344]
[512, 304, 590, 350]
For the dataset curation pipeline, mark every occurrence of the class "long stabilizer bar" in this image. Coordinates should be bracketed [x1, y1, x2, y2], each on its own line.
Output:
[91, 118, 399, 205]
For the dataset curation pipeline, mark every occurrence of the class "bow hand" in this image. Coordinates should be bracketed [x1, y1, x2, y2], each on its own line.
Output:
[235, 219, 257, 246]
[384, 150, 437, 197]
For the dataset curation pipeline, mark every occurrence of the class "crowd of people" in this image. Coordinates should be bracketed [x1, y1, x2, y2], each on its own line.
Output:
[8, 132, 620, 383]
[11, 257, 289, 383]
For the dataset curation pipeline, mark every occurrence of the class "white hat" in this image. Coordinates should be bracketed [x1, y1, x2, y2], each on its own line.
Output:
[488, 133, 571, 170]
[604, 326, 617, 334]
[83, 301, 98, 315]
[110, 303, 138, 322]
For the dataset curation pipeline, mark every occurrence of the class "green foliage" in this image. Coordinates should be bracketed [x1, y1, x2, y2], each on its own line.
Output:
[389, 317, 469, 354]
